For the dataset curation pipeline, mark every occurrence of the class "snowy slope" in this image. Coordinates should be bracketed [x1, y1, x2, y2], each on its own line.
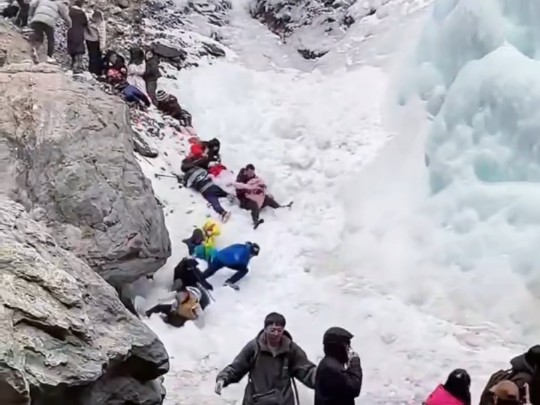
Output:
[129, 0, 540, 404]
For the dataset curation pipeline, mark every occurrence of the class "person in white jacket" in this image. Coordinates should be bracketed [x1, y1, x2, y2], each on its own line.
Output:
[28, 0, 71, 63]
[84, 9, 106, 75]
[127, 46, 148, 95]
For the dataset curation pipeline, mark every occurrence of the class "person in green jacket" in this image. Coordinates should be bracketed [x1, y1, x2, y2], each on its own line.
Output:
[215, 312, 317, 405]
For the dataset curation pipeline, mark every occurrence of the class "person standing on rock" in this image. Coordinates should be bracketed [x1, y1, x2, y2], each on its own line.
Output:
[15, 0, 30, 27]
[127, 46, 148, 95]
[28, 0, 71, 64]
[143, 49, 161, 104]
[66, 0, 87, 74]
[84, 9, 106, 76]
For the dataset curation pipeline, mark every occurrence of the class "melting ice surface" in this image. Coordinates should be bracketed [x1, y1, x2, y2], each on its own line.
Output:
[134, 0, 540, 403]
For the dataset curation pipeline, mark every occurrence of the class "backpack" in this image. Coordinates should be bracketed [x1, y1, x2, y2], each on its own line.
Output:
[479, 369, 532, 405]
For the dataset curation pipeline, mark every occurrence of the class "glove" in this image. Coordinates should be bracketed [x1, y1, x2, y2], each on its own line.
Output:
[215, 379, 225, 395]
[348, 348, 359, 362]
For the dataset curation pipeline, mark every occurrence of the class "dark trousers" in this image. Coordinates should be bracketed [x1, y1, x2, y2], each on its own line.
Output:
[146, 303, 172, 317]
[180, 109, 193, 127]
[201, 258, 248, 284]
[240, 195, 280, 223]
[70, 54, 84, 73]
[146, 80, 158, 105]
[86, 41, 102, 75]
[30, 22, 55, 57]
[202, 185, 229, 215]
[15, 1, 28, 26]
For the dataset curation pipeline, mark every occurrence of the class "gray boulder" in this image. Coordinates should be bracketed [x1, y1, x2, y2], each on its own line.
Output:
[0, 198, 169, 404]
[0, 64, 171, 287]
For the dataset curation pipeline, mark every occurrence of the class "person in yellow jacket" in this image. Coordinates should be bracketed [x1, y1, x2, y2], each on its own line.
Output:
[202, 219, 220, 249]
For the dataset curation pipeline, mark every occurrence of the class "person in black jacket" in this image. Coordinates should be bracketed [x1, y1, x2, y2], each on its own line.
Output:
[314, 327, 362, 405]
[144, 49, 161, 105]
[172, 257, 212, 308]
[67, 0, 87, 74]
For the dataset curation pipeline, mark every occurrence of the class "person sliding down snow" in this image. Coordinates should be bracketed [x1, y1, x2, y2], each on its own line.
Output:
[201, 242, 260, 290]
[423, 369, 471, 405]
[215, 312, 316, 404]
[182, 138, 222, 173]
[145, 287, 203, 328]
[172, 257, 212, 309]
[182, 165, 233, 222]
[315, 327, 363, 405]
[182, 220, 221, 263]
[235, 164, 293, 229]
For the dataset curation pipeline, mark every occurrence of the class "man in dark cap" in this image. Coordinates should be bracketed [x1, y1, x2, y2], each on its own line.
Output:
[215, 312, 316, 404]
[314, 326, 362, 405]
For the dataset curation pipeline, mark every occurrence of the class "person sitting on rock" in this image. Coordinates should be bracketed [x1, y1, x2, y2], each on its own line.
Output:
[155, 89, 196, 136]
[103, 50, 126, 79]
[144, 49, 161, 105]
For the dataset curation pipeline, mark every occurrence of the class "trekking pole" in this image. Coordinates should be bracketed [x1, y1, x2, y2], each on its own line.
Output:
[196, 282, 216, 303]
[154, 173, 177, 179]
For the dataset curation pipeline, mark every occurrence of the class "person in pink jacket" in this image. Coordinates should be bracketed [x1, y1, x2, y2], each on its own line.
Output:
[424, 369, 471, 405]
[234, 164, 292, 229]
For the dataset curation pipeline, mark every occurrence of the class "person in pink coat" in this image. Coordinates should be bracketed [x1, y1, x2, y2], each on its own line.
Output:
[234, 164, 292, 229]
[424, 369, 471, 405]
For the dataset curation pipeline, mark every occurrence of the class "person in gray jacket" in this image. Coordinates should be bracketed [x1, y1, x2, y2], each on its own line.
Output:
[215, 312, 316, 405]
[28, 0, 71, 63]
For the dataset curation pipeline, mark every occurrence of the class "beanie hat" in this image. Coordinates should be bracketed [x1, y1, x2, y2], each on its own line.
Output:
[323, 327, 353, 345]
[489, 381, 520, 401]
[264, 312, 286, 328]
[156, 90, 167, 102]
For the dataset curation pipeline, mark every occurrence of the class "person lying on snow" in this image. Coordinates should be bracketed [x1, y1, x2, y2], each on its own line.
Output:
[235, 164, 293, 229]
[215, 312, 316, 404]
[145, 286, 203, 328]
[201, 241, 260, 291]
[479, 345, 540, 405]
[423, 369, 471, 405]
[181, 163, 234, 222]
[183, 137, 222, 173]
[315, 327, 363, 405]
[155, 89, 197, 137]
[171, 257, 212, 309]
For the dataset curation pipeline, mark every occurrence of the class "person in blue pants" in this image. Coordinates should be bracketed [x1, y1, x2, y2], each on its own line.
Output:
[201, 242, 260, 290]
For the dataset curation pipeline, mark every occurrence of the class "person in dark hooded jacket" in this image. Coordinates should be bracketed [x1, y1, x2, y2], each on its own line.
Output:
[66, 0, 87, 74]
[215, 312, 316, 405]
[155, 89, 194, 128]
[171, 257, 212, 309]
[182, 228, 205, 255]
[144, 49, 161, 104]
[314, 327, 362, 405]
[480, 345, 540, 405]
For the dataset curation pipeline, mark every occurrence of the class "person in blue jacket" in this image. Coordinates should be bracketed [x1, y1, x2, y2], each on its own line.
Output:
[201, 242, 260, 291]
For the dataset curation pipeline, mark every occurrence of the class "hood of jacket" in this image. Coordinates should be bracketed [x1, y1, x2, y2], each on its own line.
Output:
[510, 354, 535, 374]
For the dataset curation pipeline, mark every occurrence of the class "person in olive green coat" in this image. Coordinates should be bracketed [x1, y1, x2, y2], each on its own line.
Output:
[215, 312, 316, 405]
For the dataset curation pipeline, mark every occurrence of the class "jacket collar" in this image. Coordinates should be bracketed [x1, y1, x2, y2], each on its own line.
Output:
[257, 329, 292, 356]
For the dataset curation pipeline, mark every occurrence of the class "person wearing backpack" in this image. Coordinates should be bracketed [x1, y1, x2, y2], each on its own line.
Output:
[214, 312, 316, 405]
[480, 345, 540, 405]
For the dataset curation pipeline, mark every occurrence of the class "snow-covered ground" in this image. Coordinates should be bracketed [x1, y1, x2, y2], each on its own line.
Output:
[132, 0, 540, 404]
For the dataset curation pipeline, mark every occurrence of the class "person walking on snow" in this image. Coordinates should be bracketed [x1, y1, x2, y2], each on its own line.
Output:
[84, 9, 106, 76]
[201, 242, 260, 290]
[66, 0, 87, 74]
[28, 0, 71, 64]
[144, 49, 161, 105]
[182, 165, 234, 222]
[314, 327, 363, 405]
[423, 369, 471, 405]
[235, 164, 293, 229]
[215, 312, 316, 404]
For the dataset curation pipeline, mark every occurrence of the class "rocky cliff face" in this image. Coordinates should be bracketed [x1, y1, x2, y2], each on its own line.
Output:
[0, 198, 169, 404]
[0, 60, 171, 286]
[250, 0, 429, 59]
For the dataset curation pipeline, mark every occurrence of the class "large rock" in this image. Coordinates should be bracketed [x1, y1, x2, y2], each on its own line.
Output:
[0, 198, 169, 404]
[0, 63, 171, 286]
